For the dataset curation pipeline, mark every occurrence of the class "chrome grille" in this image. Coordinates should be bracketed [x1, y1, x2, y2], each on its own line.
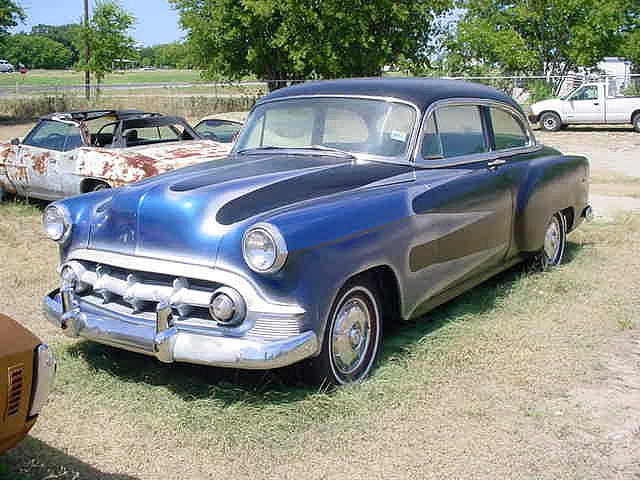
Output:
[66, 260, 302, 340]
[6, 364, 23, 418]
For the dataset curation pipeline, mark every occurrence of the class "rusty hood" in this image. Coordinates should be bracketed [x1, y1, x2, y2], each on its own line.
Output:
[77, 140, 231, 187]
[87, 153, 412, 266]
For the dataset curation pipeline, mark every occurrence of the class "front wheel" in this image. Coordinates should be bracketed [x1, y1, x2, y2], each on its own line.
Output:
[308, 278, 382, 385]
[633, 114, 640, 133]
[540, 112, 562, 132]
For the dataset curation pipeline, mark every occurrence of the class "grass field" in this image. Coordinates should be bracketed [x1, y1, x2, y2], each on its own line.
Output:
[0, 69, 209, 87]
[0, 196, 639, 479]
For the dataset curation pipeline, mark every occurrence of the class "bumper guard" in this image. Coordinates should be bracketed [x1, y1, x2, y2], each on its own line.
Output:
[43, 288, 318, 369]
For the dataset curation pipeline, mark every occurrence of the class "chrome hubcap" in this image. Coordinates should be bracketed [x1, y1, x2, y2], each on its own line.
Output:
[544, 217, 561, 260]
[544, 118, 556, 129]
[331, 297, 371, 375]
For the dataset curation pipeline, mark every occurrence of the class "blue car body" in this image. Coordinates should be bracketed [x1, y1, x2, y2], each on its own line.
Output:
[43, 78, 590, 384]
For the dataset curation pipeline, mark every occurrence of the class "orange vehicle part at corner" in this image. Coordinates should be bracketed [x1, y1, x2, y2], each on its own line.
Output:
[0, 313, 40, 454]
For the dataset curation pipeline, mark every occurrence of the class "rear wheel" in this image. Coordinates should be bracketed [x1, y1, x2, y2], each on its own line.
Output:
[540, 112, 562, 132]
[536, 212, 567, 268]
[308, 277, 382, 386]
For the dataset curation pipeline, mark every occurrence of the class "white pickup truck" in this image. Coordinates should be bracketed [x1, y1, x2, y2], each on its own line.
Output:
[529, 82, 640, 132]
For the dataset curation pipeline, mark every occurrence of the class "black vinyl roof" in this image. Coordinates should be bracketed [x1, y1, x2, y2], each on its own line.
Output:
[258, 77, 522, 113]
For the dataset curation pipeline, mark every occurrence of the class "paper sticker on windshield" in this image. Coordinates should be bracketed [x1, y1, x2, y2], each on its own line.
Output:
[390, 131, 406, 142]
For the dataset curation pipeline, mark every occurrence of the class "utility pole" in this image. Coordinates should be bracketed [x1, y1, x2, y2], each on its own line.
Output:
[84, 0, 90, 100]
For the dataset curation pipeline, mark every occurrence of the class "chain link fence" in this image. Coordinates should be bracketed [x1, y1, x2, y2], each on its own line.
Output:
[1, 74, 638, 120]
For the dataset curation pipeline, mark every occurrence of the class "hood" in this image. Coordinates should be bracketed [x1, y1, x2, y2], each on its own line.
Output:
[77, 140, 231, 186]
[530, 98, 563, 115]
[88, 154, 413, 266]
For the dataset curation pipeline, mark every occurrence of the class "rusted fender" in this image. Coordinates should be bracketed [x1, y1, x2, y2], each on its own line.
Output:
[0, 143, 20, 193]
[76, 140, 231, 186]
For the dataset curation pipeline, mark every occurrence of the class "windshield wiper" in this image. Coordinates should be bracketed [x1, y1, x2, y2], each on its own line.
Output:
[236, 145, 355, 159]
[295, 145, 356, 159]
[236, 146, 283, 155]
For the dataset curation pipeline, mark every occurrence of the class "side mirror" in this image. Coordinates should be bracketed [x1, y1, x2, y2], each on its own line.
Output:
[10, 137, 20, 145]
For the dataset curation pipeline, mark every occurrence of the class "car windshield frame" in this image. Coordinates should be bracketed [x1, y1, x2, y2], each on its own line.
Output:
[232, 95, 421, 165]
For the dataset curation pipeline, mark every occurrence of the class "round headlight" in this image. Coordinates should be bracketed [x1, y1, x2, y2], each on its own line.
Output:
[242, 223, 287, 274]
[209, 287, 246, 326]
[43, 205, 71, 242]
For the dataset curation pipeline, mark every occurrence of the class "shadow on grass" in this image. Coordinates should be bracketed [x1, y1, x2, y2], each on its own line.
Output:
[0, 193, 49, 213]
[65, 240, 589, 402]
[0, 436, 139, 480]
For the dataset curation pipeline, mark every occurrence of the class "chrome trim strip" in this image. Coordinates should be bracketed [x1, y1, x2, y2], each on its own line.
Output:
[413, 97, 541, 168]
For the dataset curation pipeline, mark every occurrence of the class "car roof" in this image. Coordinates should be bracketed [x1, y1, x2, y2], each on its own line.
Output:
[257, 77, 522, 113]
[41, 110, 157, 122]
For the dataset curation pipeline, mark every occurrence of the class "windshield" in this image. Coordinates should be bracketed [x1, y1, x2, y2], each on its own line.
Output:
[234, 97, 417, 160]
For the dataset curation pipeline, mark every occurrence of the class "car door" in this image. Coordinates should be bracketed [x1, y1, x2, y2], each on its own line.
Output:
[408, 103, 514, 311]
[18, 120, 78, 199]
[564, 85, 603, 123]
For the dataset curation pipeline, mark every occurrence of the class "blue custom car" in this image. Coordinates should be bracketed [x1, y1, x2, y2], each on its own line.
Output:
[43, 78, 591, 384]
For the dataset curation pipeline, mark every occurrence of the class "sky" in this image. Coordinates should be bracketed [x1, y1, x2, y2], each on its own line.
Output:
[13, 0, 185, 46]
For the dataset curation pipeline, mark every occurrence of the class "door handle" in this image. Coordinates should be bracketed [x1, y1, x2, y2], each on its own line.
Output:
[487, 158, 506, 168]
[593, 102, 599, 105]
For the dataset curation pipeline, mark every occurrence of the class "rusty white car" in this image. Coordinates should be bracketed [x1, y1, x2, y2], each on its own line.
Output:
[0, 110, 232, 201]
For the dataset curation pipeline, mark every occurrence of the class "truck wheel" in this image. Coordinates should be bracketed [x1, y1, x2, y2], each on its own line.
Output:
[540, 112, 562, 132]
[308, 277, 382, 386]
[535, 212, 567, 269]
[633, 114, 640, 133]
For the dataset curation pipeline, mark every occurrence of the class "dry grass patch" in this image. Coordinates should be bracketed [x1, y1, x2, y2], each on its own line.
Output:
[1, 202, 639, 479]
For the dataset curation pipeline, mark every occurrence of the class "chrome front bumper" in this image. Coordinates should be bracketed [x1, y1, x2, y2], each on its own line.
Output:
[43, 288, 318, 369]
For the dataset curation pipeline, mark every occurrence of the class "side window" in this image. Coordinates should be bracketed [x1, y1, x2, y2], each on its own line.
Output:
[63, 125, 83, 151]
[436, 105, 487, 158]
[490, 108, 528, 150]
[23, 120, 75, 151]
[571, 86, 598, 101]
[421, 114, 442, 159]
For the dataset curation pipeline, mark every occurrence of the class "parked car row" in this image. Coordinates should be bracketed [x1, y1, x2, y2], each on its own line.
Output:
[3, 77, 591, 453]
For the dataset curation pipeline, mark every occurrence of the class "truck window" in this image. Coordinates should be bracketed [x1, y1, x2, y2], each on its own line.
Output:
[570, 86, 598, 101]
[490, 108, 528, 150]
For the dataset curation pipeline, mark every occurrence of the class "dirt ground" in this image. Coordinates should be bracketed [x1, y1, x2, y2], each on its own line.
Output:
[0, 122, 639, 479]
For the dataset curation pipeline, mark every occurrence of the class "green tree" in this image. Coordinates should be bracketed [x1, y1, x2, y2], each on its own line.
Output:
[5, 34, 73, 69]
[0, 0, 25, 45]
[31, 24, 81, 63]
[447, 0, 635, 78]
[171, 0, 452, 90]
[74, 0, 136, 90]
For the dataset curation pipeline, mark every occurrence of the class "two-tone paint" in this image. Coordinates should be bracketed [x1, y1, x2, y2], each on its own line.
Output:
[42, 78, 590, 377]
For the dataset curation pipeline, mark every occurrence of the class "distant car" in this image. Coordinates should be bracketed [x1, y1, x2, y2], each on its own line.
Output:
[529, 82, 640, 132]
[0, 313, 55, 453]
[0, 60, 14, 73]
[0, 110, 233, 201]
[42, 78, 591, 385]
[193, 117, 243, 143]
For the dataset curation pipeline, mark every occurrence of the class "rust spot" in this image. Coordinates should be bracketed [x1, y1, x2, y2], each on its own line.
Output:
[30, 151, 51, 175]
[13, 166, 28, 182]
[101, 161, 113, 178]
[161, 147, 206, 159]
[122, 153, 159, 180]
